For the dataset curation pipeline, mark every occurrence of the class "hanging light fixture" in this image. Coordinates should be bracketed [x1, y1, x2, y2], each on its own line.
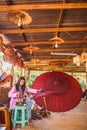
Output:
[18, 16, 22, 27]
[23, 45, 40, 55]
[54, 41, 58, 48]
[49, 34, 64, 48]
[7, 10, 32, 27]
[51, 52, 77, 56]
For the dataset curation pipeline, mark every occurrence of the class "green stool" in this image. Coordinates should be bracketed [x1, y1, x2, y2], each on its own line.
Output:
[12, 105, 28, 128]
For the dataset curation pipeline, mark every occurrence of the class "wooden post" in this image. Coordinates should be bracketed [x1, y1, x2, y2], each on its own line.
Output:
[43, 96, 47, 110]
[86, 72, 87, 88]
[10, 65, 14, 87]
[43, 96, 49, 117]
[21, 68, 25, 76]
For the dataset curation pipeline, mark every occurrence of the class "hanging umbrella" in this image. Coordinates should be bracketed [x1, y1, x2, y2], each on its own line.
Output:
[32, 71, 82, 112]
[7, 11, 32, 27]
[49, 35, 64, 44]
[23, 45, 39, 52]
[23, 45, 40, 54]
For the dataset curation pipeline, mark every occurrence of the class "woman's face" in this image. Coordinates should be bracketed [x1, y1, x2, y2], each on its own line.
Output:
[20, 79, 25, 86]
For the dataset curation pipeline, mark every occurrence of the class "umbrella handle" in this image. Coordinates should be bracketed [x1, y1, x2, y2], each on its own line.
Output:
[43, 96, 47, 110]
[43, 96, 50, 117]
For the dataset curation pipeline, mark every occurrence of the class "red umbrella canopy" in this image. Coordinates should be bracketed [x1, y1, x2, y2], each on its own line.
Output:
[32, 71, 82, 112]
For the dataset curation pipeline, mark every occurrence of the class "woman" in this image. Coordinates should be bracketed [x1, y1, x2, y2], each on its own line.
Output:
[8, 76, 41, 123]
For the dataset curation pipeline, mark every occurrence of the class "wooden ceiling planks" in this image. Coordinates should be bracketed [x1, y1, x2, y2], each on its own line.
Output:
[0, 1, 87, 72]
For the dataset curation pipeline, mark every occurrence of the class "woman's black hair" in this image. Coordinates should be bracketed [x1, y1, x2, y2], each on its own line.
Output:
[15, 76, 26, 92]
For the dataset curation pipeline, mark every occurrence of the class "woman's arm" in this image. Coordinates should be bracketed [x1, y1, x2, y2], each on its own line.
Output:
[25, 87, 37, 94]
[25, 87, 42, 94]
[8, 86, 19, 98]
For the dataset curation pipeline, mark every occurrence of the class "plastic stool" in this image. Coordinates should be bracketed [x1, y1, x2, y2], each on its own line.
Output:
[12, 105, 28, 128]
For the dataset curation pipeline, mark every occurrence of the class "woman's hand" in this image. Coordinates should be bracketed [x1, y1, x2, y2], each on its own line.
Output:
[37, 88, 42, 92]
[17, 92, 21, 98]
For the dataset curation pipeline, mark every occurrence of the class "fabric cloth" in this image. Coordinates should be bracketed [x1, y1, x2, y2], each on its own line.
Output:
[24, 95, 34, 119]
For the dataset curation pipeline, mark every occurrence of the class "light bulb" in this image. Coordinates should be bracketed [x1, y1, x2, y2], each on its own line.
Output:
[18, 17, 22, 27]
[54, 41, 58, 48]
[30, 50, 32, 55]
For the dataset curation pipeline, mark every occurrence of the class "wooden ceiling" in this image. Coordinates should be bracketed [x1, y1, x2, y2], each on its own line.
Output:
[0, 0, 87, 72]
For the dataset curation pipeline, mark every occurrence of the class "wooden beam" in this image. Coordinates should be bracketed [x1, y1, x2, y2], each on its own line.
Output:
[18, 47, 87, 53]
[0, 3, 87, 12]
[24, 56, 72, 61]
[24, 64, 85, 72]
[0, 27, 87, 34]
[10, 40, 87, 46]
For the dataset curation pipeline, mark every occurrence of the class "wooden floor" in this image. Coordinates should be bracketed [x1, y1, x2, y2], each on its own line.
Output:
[12, 100, 87, 130]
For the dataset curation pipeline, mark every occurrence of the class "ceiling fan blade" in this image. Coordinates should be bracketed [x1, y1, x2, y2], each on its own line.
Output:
[51, 52, 77, 56]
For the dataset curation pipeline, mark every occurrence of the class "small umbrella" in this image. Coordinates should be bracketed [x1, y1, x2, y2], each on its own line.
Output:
[7, 11, 32, 27]
[32, 71, 82, 112]
[23, 45, 40, 54]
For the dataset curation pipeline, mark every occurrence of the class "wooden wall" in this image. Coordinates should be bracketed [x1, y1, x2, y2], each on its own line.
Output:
[0, 87, 10, 107]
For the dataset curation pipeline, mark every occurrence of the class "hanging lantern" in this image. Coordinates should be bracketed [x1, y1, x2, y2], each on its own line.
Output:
[80, 52, 87, 63]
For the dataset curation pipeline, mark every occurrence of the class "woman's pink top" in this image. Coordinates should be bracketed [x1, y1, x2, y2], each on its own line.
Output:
[8, 85, 37, 110]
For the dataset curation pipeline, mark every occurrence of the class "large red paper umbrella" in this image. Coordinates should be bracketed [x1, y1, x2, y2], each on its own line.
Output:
[32, 71, 82, 112]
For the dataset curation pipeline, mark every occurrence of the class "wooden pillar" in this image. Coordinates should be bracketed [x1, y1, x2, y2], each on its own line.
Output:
[10, 65, 14, 87]
[21, 68, 25, 76]
[86, 72, 87, 88]
[71, 72, 73, 76]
